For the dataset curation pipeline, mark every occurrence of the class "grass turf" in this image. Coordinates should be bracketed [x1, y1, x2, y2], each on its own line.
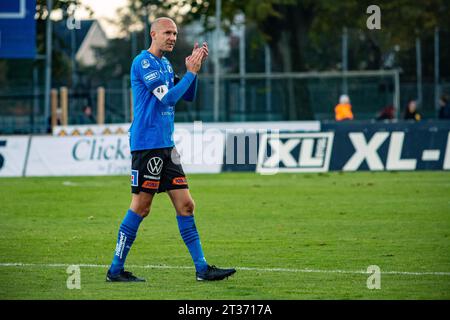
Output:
[0, 171, 449, 299]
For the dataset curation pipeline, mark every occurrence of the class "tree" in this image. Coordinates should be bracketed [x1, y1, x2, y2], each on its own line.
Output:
[63, 0, 450, 119]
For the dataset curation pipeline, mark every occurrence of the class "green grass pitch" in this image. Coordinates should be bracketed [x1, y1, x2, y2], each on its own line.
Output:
[0, 171, 449, 299]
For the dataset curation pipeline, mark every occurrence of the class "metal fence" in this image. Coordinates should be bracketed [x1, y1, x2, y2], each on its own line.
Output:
[2, 69, 449, 134]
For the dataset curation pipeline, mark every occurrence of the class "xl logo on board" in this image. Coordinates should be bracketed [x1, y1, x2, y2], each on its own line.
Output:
[343, 131, 450, 171]
[257, 132, 334, 174]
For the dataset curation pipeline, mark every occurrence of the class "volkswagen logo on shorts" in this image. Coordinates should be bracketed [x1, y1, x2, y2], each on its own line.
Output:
[147, 157, 163, 175]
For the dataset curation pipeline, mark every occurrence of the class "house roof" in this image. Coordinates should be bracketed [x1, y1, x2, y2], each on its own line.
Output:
[53, 19, 97, 56]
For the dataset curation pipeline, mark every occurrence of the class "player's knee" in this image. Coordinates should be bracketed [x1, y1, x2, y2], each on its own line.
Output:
[180, 199, 195, 216]
[130, 202, 151, 218]
[130, 193, 153, 218]
[140, 207, 151, 218]
[133, 206, 150, 218]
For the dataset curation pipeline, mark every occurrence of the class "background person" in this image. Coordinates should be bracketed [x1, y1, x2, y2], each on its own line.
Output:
[403, 99, 421, 121]
[438, 94, 450, 119]
[334, 94, 354, 121]
[78, 105, 96, 124]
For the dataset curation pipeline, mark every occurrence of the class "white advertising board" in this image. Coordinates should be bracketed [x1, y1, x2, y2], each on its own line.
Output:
[0, 136, 30, 177]
[25, 135, 131, 176]
[25, 131, 225, 176]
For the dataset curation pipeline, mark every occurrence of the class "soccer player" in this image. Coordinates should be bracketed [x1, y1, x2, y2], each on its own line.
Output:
[106, 17, 236, 282]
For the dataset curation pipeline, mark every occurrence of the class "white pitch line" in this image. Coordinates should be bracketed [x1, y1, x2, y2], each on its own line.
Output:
[1, 262, 450, 276]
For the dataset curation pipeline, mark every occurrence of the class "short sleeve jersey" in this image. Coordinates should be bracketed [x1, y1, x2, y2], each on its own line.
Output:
[129, 50, 176, 151]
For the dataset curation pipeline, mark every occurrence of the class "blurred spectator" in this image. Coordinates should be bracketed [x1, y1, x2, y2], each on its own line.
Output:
[376, 104, 395, 121]
[78, 105, 96, 124]
[403, 99, 421, 121]
[334, 94, 354, 121]
[438, 94, 450, 120]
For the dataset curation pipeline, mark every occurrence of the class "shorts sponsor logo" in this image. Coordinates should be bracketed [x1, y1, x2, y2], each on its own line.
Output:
[142, 180, 160, 189]
[144, 174, 160, 180]
[144, 71, 159, 82]
[131, 170, 138, 186]
[257, 132, 334, 173]
[141, 59, 150, 69]
[147, 157, 163, 175]
[172, 177, 187, 185]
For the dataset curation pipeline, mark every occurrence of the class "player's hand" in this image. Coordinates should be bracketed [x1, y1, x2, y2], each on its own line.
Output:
[185, 48, 203, 74]
[191, 42, 208, 62]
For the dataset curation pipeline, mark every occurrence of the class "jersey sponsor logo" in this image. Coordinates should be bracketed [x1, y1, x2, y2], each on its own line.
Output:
[144, 71, 159, 82]
[141, 59, 150, 69]
[131, 170, 139, 186]
[172, 177, 187, 185]
[257, 132, 334, 173]
[142, 180, 160, 189]
[147, 157, 163, 176]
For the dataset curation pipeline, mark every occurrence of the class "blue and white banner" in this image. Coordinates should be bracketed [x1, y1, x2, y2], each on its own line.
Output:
[0, 122, 449, 177]
[322, 122, 450, 171]
[0, 0, 36, 58]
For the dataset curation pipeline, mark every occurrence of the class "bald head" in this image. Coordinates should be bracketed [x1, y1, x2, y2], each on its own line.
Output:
[151, 17, 176, 32]
[149, 17, 178, 56]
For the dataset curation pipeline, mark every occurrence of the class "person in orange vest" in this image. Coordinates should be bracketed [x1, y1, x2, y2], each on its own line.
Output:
[335, 94, 354, 121]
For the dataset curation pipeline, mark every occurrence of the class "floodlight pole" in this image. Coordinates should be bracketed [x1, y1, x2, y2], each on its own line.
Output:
[394, 69, 400, 119]
[415, 37, 423, 106]
[238, 14, 246, 121]
[144, 6, 150, 49]
[44, 0, 53, 133]
[213, 0, 221, 122]
[265, 44, 272, 118]
[434, 27, 440, 114]
[342, 27, 348, 95]
[70, 13, 77, 88]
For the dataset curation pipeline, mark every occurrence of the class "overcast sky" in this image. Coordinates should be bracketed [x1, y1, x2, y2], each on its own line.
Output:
[76, 0, 127, 38]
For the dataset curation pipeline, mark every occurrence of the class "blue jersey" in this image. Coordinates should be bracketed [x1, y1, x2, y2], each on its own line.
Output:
[129, 50, 197, 151]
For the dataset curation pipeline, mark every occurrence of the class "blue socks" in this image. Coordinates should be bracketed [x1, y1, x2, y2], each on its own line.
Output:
[109, 209, 143, 276]
[177, 215, 208, 273]
[109, 211, 207, 275]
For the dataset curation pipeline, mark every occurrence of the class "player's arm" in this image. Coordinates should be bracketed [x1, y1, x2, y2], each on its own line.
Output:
[179, 43, 207, 102]
[152, 49, 203, 106]
[139, 64, 195, 107]
[174, 74, 198, 102]
[181, 75, 197, 102]
[153, 72, 196, 106]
